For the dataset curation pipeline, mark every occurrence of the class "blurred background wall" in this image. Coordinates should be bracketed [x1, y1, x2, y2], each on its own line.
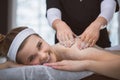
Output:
[0, 0, 8, 34]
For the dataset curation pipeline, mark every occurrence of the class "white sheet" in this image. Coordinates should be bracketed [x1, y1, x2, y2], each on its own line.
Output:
[105, 45, 120, 51]
[0, 65, 93, 80]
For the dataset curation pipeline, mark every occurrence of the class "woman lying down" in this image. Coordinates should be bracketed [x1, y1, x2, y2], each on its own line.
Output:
[0, 27, 120, 79]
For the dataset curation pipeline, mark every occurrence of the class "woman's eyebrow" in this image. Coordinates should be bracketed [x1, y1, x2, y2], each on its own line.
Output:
[36, 41, 40, 48]
[36, 41, 42, 49]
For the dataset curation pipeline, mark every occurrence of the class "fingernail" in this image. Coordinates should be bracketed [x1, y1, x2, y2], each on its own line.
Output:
[78, 45, 82, 50]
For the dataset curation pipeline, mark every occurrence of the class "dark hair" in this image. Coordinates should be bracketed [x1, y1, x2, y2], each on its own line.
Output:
[0, 27, 28, 57]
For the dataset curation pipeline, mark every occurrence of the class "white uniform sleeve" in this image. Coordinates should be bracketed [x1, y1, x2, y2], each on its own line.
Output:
[47, 8, 61, 26]
[47, 0, 116, 26]
[99, 0, 116, 23]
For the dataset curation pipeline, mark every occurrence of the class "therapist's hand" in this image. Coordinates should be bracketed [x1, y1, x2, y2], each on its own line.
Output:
[53, 19, 75, 47]
[78, 22, 100, 49]
[44, 60, 89, 71]
[78, 16, 107, 49]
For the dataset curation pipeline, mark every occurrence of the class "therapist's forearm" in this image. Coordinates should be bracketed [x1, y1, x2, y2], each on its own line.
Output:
[52, 19, 68, 31]
[52, 19, 61, 30]
[93, 16, 107, 30]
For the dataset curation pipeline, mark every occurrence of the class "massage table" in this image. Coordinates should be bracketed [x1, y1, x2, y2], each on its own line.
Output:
[0, 65, 93, 80]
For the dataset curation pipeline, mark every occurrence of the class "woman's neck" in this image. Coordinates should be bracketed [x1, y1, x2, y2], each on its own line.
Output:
[51, 38, 81, 61]
[51, 43, 69, 61]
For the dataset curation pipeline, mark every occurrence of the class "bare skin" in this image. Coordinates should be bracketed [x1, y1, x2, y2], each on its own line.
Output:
[45, 45, 120, 79]
[0, 61, 23, 69]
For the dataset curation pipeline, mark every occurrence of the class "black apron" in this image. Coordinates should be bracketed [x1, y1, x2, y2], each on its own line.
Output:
[47, 0, 120, 48]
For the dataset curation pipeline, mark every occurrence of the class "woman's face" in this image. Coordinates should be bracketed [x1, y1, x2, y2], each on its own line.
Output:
[17, 35, 57, 65]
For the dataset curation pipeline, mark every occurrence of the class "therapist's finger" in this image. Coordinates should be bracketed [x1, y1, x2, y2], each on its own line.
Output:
[63, 34, 75, 47]
[90, 39, 96, 47]
[79, 33, 86, 42]
[64, 33, 71, 47]
[84, 38, 93, 48]
[67, 34, 75, 47]
[57, 33, 65, 45]
[77, 38, 85, 49]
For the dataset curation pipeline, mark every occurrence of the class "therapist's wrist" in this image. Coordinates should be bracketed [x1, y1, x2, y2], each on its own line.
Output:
[94, 16, 107, 30]
[52, 19, 61, 30]
[52, 19, 66, 31]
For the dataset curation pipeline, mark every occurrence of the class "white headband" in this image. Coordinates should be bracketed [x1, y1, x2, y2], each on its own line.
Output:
[7, 28, 36, 62]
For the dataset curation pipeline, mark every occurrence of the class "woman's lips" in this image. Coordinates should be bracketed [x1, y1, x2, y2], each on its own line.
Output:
[46, 55, 51, 63]
[44, 52, 51, 64]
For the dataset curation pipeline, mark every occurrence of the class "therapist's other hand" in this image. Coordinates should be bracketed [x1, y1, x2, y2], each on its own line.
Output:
[78, 22, 100, 49]
[53, 19, 75, 47]
[44, 60, 89, 72]
[78, 16, 107, 49]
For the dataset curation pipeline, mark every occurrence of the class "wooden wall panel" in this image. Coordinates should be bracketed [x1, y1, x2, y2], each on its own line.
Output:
[0, 0, 8, 34]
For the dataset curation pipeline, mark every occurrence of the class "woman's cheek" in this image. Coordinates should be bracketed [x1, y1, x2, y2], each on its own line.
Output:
[30, 59, 40, 65]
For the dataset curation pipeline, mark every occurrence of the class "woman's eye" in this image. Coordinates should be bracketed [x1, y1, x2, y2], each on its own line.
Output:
[38, 42, 42, 49]
[29, 55, 36, 62]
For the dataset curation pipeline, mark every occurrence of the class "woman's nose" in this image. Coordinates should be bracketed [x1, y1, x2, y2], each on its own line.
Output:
[38, 52, 48, 64]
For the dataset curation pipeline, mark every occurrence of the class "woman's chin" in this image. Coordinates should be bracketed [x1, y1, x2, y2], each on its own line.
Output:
[49, 53, 57, 63]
